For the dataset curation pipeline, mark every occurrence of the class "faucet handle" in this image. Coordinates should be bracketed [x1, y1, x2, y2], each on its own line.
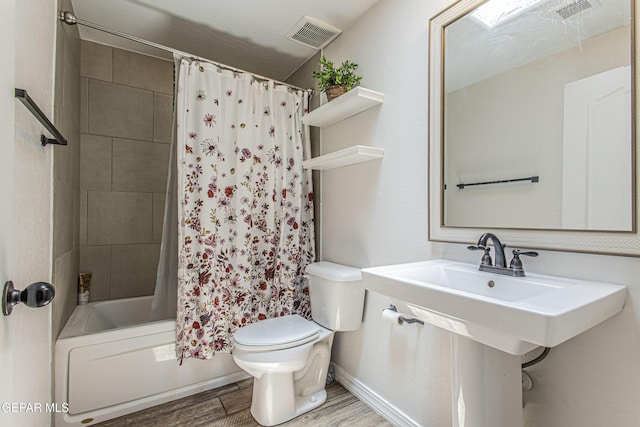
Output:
[468, 245, 492, 266]
[509, 249, 538, 270]
[512, 249, 538, 257]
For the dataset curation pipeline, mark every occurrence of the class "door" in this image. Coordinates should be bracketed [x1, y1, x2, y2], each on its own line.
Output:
[1, 1, 55, 426]
[562, 66, 632, 230]
[0, 0, 16, 419]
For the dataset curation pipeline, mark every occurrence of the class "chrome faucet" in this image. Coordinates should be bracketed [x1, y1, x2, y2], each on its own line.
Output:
[468, 233, 538, 277]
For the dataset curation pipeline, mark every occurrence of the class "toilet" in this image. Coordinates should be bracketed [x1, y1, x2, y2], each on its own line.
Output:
[232, 261, 365, 426]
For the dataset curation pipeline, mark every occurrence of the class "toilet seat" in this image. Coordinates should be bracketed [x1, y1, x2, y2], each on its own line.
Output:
[234, 315, 325, 352]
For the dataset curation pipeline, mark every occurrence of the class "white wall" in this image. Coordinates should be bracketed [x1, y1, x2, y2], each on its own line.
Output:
[317, 0, 452, 424]
[316, 0, 640, 425]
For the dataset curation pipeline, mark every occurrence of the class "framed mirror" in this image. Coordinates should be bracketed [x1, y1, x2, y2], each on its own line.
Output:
[428, 0, 640, 255]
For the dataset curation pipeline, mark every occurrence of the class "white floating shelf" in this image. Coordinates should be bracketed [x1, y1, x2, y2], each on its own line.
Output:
[303, 145, 384, 170]
[302, 87, 384, 127]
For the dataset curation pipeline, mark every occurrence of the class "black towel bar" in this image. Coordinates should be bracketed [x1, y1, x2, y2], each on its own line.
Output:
[457, 175, 539, 189]
[15, 88, 67, 146]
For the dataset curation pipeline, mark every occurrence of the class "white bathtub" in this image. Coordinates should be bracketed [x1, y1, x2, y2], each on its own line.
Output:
[55, 296, 248, 426]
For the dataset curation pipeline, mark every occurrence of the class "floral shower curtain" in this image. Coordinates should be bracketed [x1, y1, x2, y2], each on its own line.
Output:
[175, 58, 315, 361]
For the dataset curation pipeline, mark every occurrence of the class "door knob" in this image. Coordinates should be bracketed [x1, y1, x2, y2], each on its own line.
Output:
[2, 280, 55, 316]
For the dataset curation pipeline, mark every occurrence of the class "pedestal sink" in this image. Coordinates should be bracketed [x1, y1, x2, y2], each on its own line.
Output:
[361, 259, 627, 427]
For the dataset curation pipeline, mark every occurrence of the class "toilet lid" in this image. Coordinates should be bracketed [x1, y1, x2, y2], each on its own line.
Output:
[234, 315, 322, 350]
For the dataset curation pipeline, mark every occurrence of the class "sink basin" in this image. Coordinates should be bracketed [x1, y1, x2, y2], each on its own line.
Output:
[362, 259, 627, 355]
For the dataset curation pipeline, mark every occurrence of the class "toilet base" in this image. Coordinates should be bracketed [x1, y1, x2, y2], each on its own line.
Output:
[249, 369, 327, 426]
[250, 381, 327, 426]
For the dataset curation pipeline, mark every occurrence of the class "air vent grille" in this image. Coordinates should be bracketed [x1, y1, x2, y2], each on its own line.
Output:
[556, 0, 592, 19]
[287, 16, 342, 49]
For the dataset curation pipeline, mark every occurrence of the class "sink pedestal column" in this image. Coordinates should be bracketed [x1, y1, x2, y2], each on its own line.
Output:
[451, 335, 522, 427]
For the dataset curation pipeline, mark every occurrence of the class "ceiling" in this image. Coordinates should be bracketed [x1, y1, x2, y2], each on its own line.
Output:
[445, 0, 631, 91]
[69, 0, 381, 82]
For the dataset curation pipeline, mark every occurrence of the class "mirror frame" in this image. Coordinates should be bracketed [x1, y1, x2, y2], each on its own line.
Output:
[428, 0, 640, 256]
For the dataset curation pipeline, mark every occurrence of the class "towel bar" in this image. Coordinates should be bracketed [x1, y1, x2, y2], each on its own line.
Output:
[15, 88, 67, 146]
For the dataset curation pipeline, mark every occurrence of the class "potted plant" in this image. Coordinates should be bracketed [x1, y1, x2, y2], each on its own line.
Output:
[312, 56, 363, 101]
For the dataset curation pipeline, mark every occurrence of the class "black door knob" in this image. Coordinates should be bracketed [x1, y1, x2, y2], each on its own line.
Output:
[2, 281, 55, 316]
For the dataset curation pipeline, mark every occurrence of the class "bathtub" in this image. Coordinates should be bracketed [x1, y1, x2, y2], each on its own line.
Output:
[55, 296, 248, 426]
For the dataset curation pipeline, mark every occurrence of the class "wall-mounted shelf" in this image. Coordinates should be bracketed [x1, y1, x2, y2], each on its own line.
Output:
[303, 145, 384, 170]
[302, 87, 384, 128]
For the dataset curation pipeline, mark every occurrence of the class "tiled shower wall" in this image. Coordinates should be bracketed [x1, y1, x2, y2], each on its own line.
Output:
[53, 0, 81, 337]
[79, 40, 173, 301]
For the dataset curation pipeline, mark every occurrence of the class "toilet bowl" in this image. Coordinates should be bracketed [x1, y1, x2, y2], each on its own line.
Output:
[233, 315, 334, 426]
[232, 261, 364, 426]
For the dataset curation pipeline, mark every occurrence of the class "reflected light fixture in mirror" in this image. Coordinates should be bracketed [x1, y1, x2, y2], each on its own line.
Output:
[472, 0, 544, 27]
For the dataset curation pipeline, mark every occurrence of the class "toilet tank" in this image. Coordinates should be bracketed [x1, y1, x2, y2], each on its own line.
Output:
[305, 261, 364, 331]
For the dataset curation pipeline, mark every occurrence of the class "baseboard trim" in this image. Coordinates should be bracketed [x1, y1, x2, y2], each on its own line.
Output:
[333, 364, 422, 427]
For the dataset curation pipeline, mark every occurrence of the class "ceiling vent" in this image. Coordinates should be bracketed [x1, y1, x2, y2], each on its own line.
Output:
[287, 15, 342, 49]
[556, 0, 593, 19]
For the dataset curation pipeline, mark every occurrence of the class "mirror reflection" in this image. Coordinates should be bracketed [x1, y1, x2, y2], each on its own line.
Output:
[442, 0, 633, 231]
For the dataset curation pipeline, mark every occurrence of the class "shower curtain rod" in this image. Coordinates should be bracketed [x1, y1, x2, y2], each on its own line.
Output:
[58, 11, 313, 94]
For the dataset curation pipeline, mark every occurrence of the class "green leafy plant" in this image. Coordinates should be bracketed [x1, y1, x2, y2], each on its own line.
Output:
[312, 56, 363, 92]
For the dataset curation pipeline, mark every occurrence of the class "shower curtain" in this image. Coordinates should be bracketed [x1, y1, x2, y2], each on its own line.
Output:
[168, 58, 315, 361]
[151, 56, 181, 322]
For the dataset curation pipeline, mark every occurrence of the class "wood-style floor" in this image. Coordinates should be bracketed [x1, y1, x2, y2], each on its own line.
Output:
[94, 378, 393, 427]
